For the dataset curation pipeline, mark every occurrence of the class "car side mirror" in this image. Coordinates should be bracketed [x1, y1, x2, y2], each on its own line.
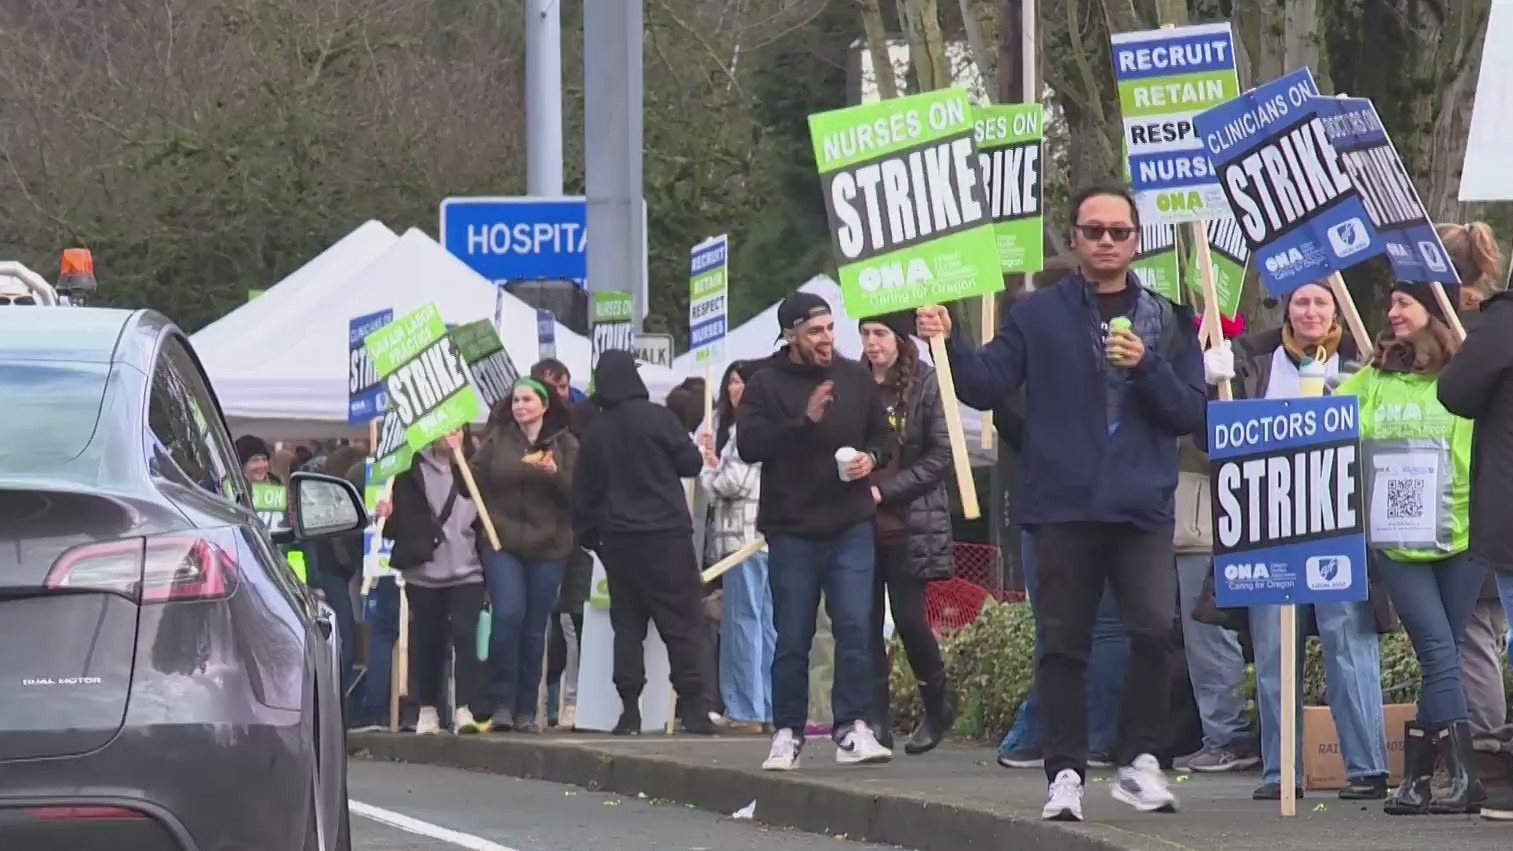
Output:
[288, 472, 368, 541]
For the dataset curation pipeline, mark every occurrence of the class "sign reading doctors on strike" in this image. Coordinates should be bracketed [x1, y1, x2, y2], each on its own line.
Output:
[1192, 69, 1386, 296]
[808, 88, 1002, 317]
[1311, 97, 1460, 285]
[1208, 396, 1368, 607]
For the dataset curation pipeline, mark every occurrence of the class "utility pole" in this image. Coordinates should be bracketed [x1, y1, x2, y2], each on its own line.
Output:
[584, 0, 647, 331]
[525, 0, 564, 196]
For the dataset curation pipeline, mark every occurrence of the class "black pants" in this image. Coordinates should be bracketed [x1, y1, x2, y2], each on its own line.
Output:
[546, 611, 583, 686]
[599, 532, 712, 715]
[870, 539, 946, 729]
[1035, 522, 1175, 781]
[405, 582, 486, 714]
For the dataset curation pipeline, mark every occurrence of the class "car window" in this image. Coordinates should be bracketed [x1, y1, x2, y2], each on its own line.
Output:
[0, 361, 110, 476]
[146, 337, 247, 505]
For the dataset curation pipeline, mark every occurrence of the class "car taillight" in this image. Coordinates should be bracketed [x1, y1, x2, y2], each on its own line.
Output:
[27, 805, 147, 821]
[45, 530, 239, 603]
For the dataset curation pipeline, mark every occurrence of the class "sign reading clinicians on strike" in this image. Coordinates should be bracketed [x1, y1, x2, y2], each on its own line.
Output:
[808, 88, 1002, 317]
[1191, 68, 1387, 296]
[1207, 395, 1368, 607]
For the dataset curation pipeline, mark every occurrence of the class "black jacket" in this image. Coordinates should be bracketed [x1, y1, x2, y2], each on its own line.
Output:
[876, 364, 954, 581]
[736, 348, 891, 538]
[572, 350, 703, 546]
[1440, 291, 1513, 573]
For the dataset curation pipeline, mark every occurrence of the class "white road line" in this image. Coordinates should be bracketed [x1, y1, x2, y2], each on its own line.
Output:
[349, 799, 521, 851]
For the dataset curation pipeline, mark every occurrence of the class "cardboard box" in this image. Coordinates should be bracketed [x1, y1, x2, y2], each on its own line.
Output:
[1303, 703, 1416, 790]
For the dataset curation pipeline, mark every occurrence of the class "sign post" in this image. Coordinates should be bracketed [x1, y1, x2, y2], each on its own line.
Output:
[807, 88, 1001, 520]
[1209, 393, 1367, 816]
[630, 332, 675, 370]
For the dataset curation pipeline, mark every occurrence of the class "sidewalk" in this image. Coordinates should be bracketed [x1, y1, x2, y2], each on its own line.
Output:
[349, 732, 1511, 851]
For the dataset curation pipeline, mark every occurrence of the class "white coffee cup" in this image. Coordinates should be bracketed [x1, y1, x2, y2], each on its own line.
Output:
[835, 447, 859, 481]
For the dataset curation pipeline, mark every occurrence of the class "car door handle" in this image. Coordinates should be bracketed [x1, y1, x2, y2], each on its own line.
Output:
[313, 602, 335, 639]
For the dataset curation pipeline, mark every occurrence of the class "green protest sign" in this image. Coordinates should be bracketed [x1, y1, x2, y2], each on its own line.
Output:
[973, 104, 1044, 274]
[590, 291, 634, 383]
[251, 481, 287, 531]
[808, 88, 1002, 316]
[1184, 217, 1249, 319]
[361, 460, 394, 578]
[450, 319, 519, 410]
[364, 303, 481, 452]
[370, 409, 414, 483]
[1131, 223, 1183, 303]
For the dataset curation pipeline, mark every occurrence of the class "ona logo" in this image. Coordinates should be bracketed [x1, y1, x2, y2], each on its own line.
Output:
[1224, 562, 1270, 581]
[857, 258, 934, 293]
[1264, 248, 1304, 274]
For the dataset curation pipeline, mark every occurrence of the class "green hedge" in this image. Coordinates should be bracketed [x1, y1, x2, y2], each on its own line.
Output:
[888, 598, 1505, 740]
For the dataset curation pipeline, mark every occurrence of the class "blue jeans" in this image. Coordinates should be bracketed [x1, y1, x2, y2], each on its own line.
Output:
[1176, 554, 1251, 750]
[1250, 600, 1387, 785]
[307, 555, 358, 714]
[999, 533, 1127, 755]
[1377, 552, 1485, 725]
[355, 577, 399, 726]
[481, 549, 566, 722]
[720, 551, 776, 724]
[768, 520, 875, 738]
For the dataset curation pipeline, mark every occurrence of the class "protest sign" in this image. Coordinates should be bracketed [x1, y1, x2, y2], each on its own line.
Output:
[809, 87, 994, 519]
[348, 310, 393, 424]
[590, 290, 634, 378]
[1110, 22, 1240, 224]
[972, 103, 1045, 273]
[537, 309, 557, 360]
[1131, 222, 1182, 302]
[1311, 97, 1460, 286]
[1192, 68, 1386, 297]
[450, 319, 520, 410]
[808, 88, 1001, 319]
[1207, 395, 1368, 607]
[370, 409, 414, 483]
[361, 459, 394, 579]
[364, 303, 482, 452]
[1184, 217, 1249, 319]
[251, 481, 287, 530]
[689, 235, 729, 365]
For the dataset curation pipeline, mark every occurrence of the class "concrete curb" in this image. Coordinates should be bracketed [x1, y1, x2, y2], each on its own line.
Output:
[350, 733, 1145, 850]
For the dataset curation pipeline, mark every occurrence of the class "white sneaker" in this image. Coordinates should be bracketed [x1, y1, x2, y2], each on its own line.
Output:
[415, 706, 441, 736]
[453, 706, 483, 735]
[835, 720, 892, 765]
[1112, 753, 1178, 813]
[762, 729, 801, 771]
[1041, 769, 1085, 821]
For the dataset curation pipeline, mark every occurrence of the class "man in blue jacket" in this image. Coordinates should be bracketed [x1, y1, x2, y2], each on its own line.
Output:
[917, 184, 1205, 822]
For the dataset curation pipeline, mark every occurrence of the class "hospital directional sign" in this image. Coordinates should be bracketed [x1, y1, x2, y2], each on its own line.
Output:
[439, 196, 588, 286]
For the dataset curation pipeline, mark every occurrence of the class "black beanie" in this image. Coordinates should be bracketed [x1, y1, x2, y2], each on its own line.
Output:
[858, 310, 916, 343]
[1392, 281, 1460, 324]
[235, 435, 271, 465]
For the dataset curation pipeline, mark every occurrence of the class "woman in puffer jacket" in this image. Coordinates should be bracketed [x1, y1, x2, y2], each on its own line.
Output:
[858, 311, 954, 754]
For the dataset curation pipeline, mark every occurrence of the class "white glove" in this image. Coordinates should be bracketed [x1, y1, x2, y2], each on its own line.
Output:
[1203, 341, 1236, 386]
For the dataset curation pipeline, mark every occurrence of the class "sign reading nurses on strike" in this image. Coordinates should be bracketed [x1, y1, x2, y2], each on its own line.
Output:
[807, 88, 1001, 317]
[1191, 68, 1386, 296]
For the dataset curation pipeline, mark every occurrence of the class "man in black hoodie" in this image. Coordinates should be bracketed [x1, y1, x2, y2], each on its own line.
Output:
[571, 349, 717, 735]
[737, 292, 894, 770]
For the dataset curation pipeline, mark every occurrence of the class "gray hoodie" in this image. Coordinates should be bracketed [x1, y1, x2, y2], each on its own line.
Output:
[407, 449, 485, 588]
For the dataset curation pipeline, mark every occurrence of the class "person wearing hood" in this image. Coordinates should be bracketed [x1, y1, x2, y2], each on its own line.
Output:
[737, 292, 895, 771]
[917, 185, 1202, 820]
[571, 350, 718, 736]
[469, 377, 579, 733]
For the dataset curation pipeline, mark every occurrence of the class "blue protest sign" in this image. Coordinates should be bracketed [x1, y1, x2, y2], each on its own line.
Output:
[537, 308, 557, 359]
[1192, 69, 1386, 296]
[1311, 97, 1460, 285]
[347, 309, 393, 424]
[439, 196, 587, 285]
[1208, 395, 1368, 607]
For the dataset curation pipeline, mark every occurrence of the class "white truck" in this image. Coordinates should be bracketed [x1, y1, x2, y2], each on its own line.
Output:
[0, 249, 99, 306]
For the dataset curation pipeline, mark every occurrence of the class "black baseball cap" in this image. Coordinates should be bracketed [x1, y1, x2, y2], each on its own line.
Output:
[776, 292, 832, 339]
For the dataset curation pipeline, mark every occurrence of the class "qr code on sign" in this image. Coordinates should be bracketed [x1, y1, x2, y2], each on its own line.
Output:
[1386, 477, 1426, 520]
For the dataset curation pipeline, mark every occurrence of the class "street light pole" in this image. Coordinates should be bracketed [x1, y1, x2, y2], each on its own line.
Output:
[525, 0, 564, 197]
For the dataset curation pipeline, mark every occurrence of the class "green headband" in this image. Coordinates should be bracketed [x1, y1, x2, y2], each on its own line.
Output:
[515, 377, 551, 404]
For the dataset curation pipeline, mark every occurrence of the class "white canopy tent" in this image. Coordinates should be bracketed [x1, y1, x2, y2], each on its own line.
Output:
[195, 226, 682, 438]
[670, 275, 990, 450]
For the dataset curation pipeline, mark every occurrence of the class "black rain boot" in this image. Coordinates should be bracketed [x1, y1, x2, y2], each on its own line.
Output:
[1384, 721, 1436, 815]
[613, 690, 642, 736]
[1429, 720, 1485, 814]
[904, 676, 954, 755]
[679, 700, 719, 736]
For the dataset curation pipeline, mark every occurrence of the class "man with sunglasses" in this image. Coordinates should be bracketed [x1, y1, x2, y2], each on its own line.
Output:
[917, 184, 1205, 822]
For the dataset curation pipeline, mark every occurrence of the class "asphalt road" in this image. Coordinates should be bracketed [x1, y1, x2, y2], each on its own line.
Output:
[348, 759, 904, 851]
